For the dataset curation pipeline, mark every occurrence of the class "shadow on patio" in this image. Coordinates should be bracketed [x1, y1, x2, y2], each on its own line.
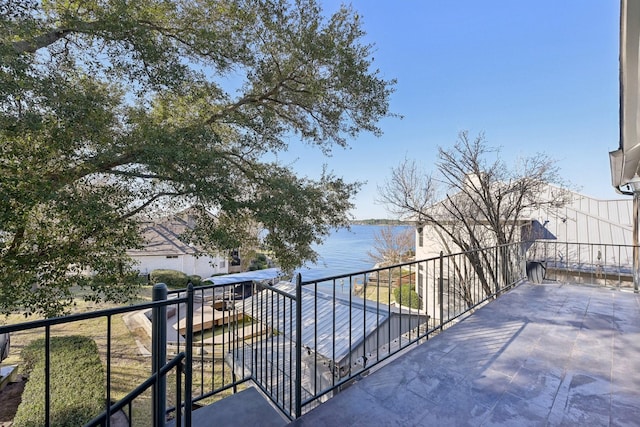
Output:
[290, 280, 640, 426]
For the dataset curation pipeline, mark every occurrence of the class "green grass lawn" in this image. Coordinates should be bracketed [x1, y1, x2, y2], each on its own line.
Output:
[1, 287, 239, 426]
[1, 278, 403, 425]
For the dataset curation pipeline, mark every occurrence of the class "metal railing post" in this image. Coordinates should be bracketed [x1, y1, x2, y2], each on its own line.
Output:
[495, 246, 500, 295]
[498, 245, 509, 292]
[152, 283, 168, 427]
[634, 191, 640, 292]
[45, 326, 51, 427]
[185, 283, 194, 427]
[521, 243, 527, 280]
[295, 273, 303, 418]
[105, 317, 112, 427]
[493, 248, 500, 295]
[439, 251, 444, 331]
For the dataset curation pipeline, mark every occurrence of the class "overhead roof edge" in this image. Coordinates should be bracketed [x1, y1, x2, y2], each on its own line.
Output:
[614, 0, 640, 192]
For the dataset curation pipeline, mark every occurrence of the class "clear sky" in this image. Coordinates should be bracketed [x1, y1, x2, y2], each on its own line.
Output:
[280, 1, 622, 220]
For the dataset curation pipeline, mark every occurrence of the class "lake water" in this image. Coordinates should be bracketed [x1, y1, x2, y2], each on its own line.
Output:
[295, 224, 412, 281]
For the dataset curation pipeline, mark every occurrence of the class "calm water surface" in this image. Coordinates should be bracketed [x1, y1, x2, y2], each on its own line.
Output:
[295, 224, 411, 281]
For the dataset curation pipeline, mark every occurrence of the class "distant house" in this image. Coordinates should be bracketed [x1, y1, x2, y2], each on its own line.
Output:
[127, 210, 229, 278]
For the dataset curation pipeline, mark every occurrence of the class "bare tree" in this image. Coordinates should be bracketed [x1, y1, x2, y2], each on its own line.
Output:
[367, 225, 415, 267]
[378, 131, 570, 307]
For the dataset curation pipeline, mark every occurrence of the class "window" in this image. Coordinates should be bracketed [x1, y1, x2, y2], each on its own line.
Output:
[220, 260, 226, 268]
[418, 230, 423, 247]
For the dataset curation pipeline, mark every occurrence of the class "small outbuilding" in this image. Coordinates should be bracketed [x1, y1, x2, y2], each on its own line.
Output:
[233, 281, 428, 405]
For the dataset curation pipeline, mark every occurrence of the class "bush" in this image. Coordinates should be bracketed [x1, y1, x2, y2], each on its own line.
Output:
[394, 284, 422, 309]
[248, 253, 269, 271]
[187, 275, 202, 286]
[14, 336, 104, 427]
[150, 269, 188, 288]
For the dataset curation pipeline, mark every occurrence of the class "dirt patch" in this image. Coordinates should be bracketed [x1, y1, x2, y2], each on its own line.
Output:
[0, 375, 25, 426]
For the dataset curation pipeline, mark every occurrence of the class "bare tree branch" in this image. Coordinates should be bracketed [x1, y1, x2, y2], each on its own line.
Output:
[378, 131, 570, 307]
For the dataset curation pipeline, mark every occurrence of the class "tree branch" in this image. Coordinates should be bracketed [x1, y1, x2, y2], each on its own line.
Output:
[11, 28, 74, 53]
[10, 19, 104, 53]
[119, 191, 185, 221]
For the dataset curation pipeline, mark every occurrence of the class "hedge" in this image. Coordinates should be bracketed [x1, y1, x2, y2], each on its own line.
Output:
[150, 269, 188, 288]
[14, 336, 104, 427]
[150, 270, 206, 288]
[394, 284, 423, 309]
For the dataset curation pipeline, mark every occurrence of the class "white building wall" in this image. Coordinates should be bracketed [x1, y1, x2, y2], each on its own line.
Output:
[131, 253, 229, 277]
[413, 187, 634, 322]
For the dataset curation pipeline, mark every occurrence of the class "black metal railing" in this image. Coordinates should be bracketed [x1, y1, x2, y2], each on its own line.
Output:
[0, 284, 194, 427]
[280, 241, 526, 415]
[4, 240, 632, 425]
[526, 241, 634, 287]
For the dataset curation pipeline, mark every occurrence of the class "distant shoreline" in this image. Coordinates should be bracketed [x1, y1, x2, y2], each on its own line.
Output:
[350, 219, 414, 226]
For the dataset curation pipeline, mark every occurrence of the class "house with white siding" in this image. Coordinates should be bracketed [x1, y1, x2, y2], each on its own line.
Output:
[127, 211, 229, 278]
[414, 186, 633, 320]
[415, 186, 633, 260]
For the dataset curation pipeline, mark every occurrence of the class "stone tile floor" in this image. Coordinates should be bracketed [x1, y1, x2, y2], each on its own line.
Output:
[291, 281, 640, 426]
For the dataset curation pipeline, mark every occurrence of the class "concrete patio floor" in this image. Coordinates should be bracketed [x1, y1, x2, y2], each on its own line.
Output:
[291, 281, 640, 426]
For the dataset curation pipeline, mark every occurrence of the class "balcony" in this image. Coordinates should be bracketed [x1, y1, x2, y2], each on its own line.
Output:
[290, 280, 640, 426]
[0, 241, 638, 426]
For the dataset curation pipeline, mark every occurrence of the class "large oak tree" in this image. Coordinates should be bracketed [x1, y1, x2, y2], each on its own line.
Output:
[0, 0, 395, 316]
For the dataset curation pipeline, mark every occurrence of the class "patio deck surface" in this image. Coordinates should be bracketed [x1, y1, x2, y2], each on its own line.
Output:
[290, 281, 640, 426]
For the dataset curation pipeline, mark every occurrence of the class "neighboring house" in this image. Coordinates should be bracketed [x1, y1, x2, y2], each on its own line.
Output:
[413, 185, 633, 320]
[415, 185, 633, 261]
[127, 211, 229, 278]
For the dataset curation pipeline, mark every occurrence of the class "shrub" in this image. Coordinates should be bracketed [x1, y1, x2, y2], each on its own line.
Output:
[14, 336, 104, 427]
[187, 275, 202, 286]
[248, 253, 269, 271]
[394, 284, 422, 309]
[150, 269, 188, 288]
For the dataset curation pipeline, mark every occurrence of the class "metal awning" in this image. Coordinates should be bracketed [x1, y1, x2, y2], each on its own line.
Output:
[239, 281, 390, 365]
[202, 268, 282, 285]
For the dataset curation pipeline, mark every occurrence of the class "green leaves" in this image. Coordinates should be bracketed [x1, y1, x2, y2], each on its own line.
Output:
[1, 0, 394, 315]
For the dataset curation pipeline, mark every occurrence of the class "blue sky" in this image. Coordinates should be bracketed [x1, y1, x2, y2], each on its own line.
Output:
[281, 1, 621, 219]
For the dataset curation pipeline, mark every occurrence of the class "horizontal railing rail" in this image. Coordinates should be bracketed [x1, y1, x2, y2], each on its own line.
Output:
[0, 299, 171, 335]
[3, 239, 632, 425]
[0, 286, 194, 427]
[526, 240, 635, 287]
